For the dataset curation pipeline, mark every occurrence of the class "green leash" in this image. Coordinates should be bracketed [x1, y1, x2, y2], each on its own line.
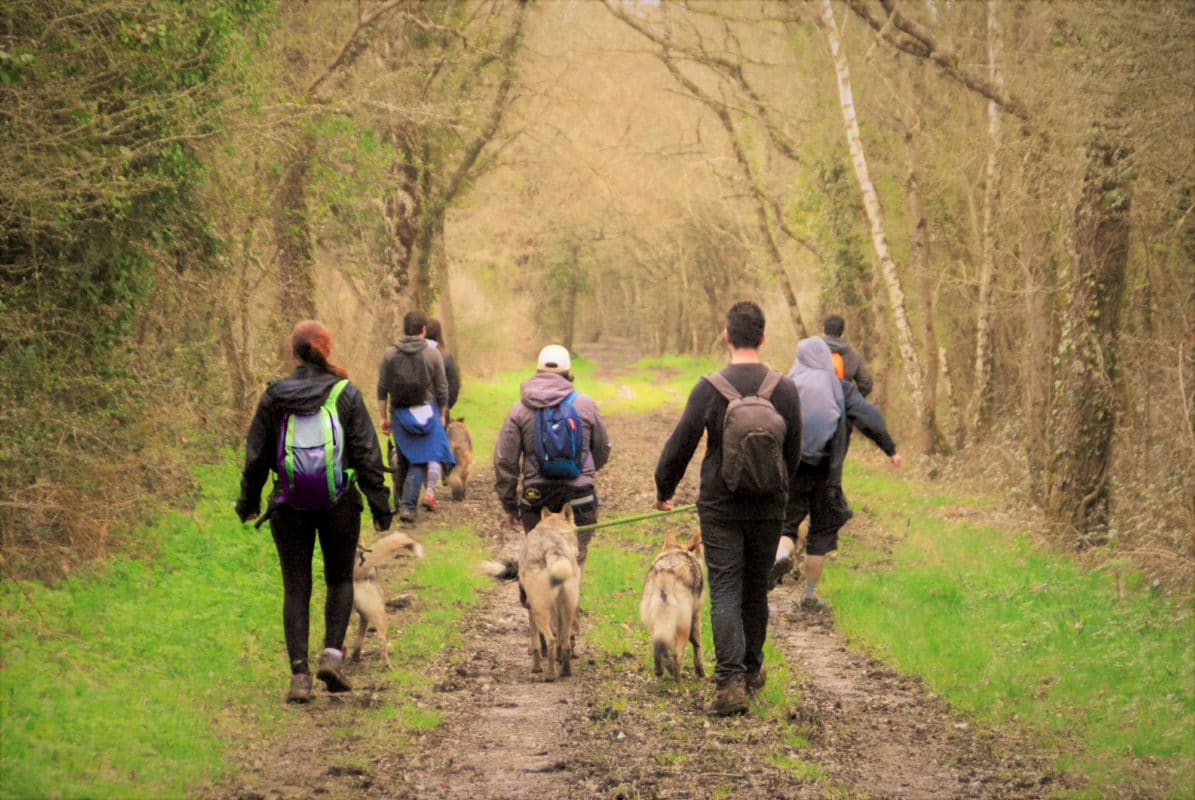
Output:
[573, 503, 697, 533]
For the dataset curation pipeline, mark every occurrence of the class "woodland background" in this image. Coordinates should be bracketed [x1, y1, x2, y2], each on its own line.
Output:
[1, 1, 1192, 586]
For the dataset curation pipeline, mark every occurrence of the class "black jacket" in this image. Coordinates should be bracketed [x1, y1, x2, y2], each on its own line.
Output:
[236, 364, 391, 525]
[655, 363, 803, 522]
[822, 334, 873, 397]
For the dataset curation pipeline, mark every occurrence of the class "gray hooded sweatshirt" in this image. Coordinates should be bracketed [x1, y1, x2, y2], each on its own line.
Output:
[493, 371, 611, 515]
[788, 337, 845, 463]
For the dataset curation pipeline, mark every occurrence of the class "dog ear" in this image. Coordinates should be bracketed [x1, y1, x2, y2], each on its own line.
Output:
[688, 529, 702, 555]
[562, 503, 574, 524]
[663, 528, 678, 550]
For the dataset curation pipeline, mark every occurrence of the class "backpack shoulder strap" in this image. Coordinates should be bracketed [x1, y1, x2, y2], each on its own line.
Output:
[324, 379, 350, 411]
[703, 371, 741, 402]
[755, 370, 782, 400]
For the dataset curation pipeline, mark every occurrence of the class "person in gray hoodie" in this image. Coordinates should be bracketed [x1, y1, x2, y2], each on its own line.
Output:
[772, 336, 900, 608]
[493, 344, 611, 568]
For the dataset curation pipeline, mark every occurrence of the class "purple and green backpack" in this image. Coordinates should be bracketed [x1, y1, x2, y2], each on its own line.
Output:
[274, 380, 354, 509]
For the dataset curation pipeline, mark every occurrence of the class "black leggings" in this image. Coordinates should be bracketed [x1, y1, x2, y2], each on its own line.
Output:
[269, 494, 361, 674]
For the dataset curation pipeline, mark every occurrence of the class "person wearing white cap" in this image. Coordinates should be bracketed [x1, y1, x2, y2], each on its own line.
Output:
[494, 344, 611, 569]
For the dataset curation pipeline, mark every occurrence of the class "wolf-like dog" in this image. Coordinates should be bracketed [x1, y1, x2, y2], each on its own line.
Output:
[445, 418, 472, 501]
[351, 532, 424, 669]
[639, 528, 705, 682]
[484, 506, 581, 680]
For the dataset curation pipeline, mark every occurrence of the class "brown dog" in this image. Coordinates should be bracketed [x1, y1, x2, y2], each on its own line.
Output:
[639, 528, 705, 682]
[483, 506, 580, 680]
[445, 418, 472, 501]
[351, 531, 424, 669]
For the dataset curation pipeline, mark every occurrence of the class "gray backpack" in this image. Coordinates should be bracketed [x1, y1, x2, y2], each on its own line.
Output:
[704, 370, 788, 495]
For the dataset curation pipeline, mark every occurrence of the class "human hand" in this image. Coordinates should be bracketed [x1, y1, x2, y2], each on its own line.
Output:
[890, 453, 902, 468]
[234, 499, 259, 525]
[380, 418, 392, 436]
[656, 499, 673, 511]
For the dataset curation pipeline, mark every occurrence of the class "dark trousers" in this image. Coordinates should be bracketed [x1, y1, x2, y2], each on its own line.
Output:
[519, 484, 598, 568]
[269, 493, 361, 674]
[700, 513, 783, 685]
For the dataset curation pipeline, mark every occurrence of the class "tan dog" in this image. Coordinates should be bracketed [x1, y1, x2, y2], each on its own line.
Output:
[639, 528, 705, 682]
[444, 418, 472, 501]
[484, 506, 581, 680]
[351, 531, 424, 669]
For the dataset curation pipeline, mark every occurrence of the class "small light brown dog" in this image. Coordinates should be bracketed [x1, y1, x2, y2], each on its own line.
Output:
[639, 528, 705, 682]
[351, 531, 424, 669]
[484, 506, 581, 680]
[444, 418, 472, 501]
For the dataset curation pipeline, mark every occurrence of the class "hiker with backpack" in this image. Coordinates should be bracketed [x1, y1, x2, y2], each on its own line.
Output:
[821, 313, 873, 397]
[377, 310, 454, 524]
[654, 301, 803, 716]
[235, 321, 393, 703]
[770, 336, 901, 608]
[493, 344, 611, 568]
[770, 314, 877, 589]
[420, 318, 460, 512]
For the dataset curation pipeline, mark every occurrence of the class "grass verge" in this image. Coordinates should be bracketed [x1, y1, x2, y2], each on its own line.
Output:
[827, 459, 1195, 798]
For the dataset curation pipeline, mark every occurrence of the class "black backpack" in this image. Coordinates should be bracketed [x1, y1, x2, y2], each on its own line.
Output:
[387, 347, 431, 408]
[704, 370, 789, 495]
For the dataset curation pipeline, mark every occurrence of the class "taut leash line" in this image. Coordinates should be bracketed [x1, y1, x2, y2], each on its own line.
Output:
[573, 503, 697, 533]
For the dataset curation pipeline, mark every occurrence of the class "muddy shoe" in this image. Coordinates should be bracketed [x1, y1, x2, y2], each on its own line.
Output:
[800, 595, 827, 611]
[745, 667, 767, 694]
[768, 555, 793, 591]
[706, 675, 749, 717]
[287, 672, 312, 704]
[316, 650, 352, 693]
[398, 510, 416, 525]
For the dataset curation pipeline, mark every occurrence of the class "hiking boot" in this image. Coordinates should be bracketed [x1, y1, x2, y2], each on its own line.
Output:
[800, 595, 827, 611]
[745, 667, 767, 694]
[421, 495, 438, 512]
[706, 675, 749, 717]
[287, 672, 312, 704]
[768, 555, 794, 591]
[316, 650, 352, 693]
[398, 510, 416, 525]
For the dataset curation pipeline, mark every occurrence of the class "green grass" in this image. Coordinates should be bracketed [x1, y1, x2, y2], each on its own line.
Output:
[0, 459, 491, 800]
[827, 460, 1195, 798]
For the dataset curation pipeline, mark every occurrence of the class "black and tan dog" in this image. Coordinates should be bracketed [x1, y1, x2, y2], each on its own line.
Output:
[484, 506, 581, 680]
[351, 531, 424, 669]
[444, 418, 472, 501]
[639, 528, 705, 682]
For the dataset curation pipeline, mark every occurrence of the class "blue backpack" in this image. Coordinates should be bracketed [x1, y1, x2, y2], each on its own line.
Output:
[533, 391, 584, 480]
[274, 380, 354, 509]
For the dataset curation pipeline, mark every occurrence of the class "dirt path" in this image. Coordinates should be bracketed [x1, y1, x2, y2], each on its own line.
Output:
[209, 342, 1062, 800]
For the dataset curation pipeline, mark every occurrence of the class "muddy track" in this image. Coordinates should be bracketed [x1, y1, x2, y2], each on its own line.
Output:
[209, 345, 1063, 800]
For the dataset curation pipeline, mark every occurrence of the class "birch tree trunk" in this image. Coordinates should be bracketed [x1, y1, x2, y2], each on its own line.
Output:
[965, 0, 1005, 441]
[819, 0, 926, 424]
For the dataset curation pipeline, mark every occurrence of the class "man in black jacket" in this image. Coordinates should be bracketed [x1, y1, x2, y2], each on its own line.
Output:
[654, 301, 802, 716]
[821, 313, 873, 397]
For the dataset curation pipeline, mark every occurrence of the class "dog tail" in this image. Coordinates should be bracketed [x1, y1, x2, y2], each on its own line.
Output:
[547, 555, 573, 588]
[480, 559, 519, 581]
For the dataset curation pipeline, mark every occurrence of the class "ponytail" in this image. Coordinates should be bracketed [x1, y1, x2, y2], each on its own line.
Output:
[290, 320, 348, 378]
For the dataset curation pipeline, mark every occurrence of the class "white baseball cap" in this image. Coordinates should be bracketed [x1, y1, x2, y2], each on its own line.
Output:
[536, 344, 572, 374]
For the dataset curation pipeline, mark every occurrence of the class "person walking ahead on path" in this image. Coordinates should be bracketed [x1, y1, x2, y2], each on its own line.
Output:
[236, 321, 393, 703]
[776, 336, 900, 609]
[493, 344, 611, 570]
[821, 313, 873, 398]
[377, 310, 454, 524]
[420, 318, 460, 512]
[654, 301, 803, 716]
